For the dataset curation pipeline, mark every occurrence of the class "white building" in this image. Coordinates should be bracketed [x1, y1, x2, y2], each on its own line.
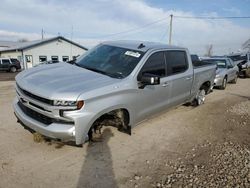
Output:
[0, 36, 88, 69]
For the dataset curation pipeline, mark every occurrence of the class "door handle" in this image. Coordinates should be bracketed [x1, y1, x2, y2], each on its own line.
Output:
[162, 82, 169, 87]
[185, 77, 192, 80]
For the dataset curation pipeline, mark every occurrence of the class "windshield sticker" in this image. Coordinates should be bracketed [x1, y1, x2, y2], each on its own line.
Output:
[125, 51, 141, 58]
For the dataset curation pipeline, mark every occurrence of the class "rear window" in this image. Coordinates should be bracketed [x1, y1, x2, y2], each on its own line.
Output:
[165, 51, 188, 75]
[10, 58, 20, 64]
[203, 59, 226, 68]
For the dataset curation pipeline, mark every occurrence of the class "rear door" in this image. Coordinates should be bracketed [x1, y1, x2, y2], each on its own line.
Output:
[165, 50, 193, 107]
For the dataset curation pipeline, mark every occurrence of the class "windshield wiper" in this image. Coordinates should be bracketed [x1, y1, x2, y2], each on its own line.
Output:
[81, 66, 118, 78]
[74, 63, 82, 67]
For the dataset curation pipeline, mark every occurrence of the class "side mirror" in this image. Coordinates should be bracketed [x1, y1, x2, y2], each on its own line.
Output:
[139, 73, 160, 89]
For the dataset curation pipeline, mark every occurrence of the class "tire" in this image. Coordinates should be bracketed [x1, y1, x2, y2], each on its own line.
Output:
[245, 68, 250, 78]
[10, 66, 17, 73]
[220, 77, 227, 90]
[193, 88, 206, 106]
[231, 73, 238, 84]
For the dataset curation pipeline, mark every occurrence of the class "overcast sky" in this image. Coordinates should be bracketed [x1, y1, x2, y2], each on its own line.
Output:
[0, 0, 250, 55]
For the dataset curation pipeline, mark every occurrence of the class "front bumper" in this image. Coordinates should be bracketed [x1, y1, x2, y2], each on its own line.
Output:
[214, 77, 223, 86]
[13, 97, 76, 141]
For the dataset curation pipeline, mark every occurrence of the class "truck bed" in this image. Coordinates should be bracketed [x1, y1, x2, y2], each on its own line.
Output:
[191, 62, 216, 99]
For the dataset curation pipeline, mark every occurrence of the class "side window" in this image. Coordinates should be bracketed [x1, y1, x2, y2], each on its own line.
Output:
[62, 56, 69, 62]
[2, 59, 11, 65]
[165, 51, 188, 75]
[39, 56, 47, 62]
[10, 58, 20, 64]
[51, 56, 59, 61]
[138, 51, 166, 79]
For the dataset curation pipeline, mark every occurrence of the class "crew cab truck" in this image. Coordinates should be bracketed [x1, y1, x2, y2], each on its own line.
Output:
[13, 41, 216, 145]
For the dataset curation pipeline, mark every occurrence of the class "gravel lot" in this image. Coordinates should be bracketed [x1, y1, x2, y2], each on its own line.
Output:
[0, 71, 19, 81]
[0, 72, 249, 188]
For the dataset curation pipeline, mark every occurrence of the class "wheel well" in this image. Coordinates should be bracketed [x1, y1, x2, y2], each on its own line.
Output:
[200, 81, 211, 94]
[9, 65, 17, 70]
[89, 108, 131, 140]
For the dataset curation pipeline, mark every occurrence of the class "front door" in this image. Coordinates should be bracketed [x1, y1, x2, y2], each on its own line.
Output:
[133, 51, 171, 122]
[25, 55, 33, 69]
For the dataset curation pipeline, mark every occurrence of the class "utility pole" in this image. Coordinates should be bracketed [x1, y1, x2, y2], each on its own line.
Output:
[169, 14, 173, 45]
[41, 29, 44, 40]
[70, 25, 73, 59]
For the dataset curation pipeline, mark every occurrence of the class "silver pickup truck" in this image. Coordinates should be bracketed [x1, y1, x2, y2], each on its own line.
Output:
[13, 41, 216, 145]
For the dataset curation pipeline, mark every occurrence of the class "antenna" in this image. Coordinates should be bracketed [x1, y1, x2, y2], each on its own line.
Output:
[169, 14, 173, 45]
[138, 43, 145, 49]
[70, 25, 73, 59]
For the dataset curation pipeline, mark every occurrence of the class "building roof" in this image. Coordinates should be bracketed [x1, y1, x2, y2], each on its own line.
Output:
[0, 36, 88, 52]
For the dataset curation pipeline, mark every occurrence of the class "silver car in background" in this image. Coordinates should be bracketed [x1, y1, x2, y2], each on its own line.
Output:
[202, 58, 239, 89]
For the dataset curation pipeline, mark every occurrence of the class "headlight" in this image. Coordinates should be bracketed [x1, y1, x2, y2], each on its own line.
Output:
[215, 74, 220, 78]
[53, 100, 84, 109]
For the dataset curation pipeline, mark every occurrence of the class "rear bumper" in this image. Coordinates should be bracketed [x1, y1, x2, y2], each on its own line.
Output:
[13, 98, 76, 142]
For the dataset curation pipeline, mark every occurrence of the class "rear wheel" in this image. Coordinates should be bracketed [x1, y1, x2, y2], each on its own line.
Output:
[10, 66, 17, 73]
[193, 88, 206, 106]
[220, 77, 227, 90]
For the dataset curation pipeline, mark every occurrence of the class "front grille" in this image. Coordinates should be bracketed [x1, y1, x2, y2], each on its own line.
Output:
[17, 84, 53, 105]
[18, 101, 52, 125]
[18, 101, 74, 125]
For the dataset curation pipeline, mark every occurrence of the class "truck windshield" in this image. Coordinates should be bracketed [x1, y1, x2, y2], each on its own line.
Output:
[203, 59, 227, 68]
[75, 44, 144, 79]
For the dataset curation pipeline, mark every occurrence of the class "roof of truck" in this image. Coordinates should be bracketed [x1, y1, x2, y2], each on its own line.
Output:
[102, 40, 186, 52]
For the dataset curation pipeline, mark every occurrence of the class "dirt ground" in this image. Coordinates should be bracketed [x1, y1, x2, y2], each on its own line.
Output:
[0, 71, 19, 81]
[0, 72, 249, 188]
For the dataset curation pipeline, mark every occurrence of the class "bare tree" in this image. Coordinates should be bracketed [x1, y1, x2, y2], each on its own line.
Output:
[204, 44, 213, 57]
[18, 38, 29, 42]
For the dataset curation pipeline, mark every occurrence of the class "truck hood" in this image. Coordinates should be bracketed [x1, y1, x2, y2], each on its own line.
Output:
[16, 63, 120, 100]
